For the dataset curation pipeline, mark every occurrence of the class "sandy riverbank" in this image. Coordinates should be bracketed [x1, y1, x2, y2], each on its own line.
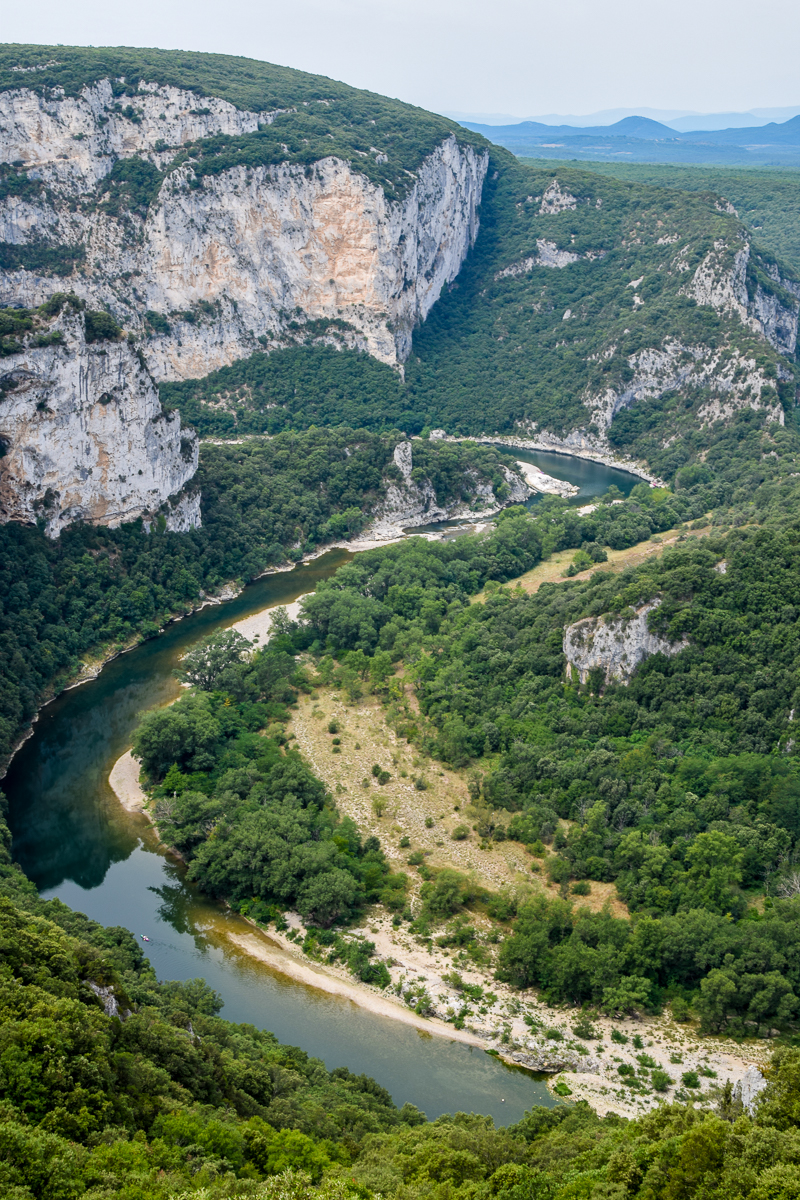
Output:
[230, 598, 305, 644]
[109, 750, 147, 812]
[227, 927, 486, 1048]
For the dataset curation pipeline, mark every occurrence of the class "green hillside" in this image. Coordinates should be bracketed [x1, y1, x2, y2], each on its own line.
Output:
[165, 156, 800, 484]
[555, 160, 800, 277]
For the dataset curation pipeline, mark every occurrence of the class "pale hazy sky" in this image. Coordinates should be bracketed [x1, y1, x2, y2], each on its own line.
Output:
[5, 0, 799, 117]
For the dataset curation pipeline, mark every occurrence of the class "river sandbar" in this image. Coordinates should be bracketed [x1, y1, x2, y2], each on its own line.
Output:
[226, 927, 486, 1049]
[109, 750, 147, 812]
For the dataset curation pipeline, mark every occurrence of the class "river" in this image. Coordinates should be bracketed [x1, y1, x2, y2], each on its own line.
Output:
[4, 452, 638, 1123]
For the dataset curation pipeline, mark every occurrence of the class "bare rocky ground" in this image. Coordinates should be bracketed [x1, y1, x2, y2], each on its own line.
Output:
[285, 684, 766, 1117]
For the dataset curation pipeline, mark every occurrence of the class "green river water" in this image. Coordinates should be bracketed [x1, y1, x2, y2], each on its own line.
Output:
[4, 450, 638, 1123]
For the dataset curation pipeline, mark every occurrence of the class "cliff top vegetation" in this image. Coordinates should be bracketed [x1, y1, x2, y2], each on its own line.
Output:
[0, 44, 487, 199]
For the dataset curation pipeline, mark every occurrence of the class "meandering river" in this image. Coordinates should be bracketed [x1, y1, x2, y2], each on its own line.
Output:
[4, 452, 638, 1123]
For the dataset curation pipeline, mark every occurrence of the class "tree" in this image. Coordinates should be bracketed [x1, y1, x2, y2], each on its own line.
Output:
[176, 628, 251, 691]
[600, 974, 652, 1015]
[684, 832, 744, 913]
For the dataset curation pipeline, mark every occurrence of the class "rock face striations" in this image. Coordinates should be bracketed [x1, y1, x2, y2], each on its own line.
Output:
[0, 81, 487, 374]
[0, 303, 198, 536]
[563, 599, 688, 686]
[0, 60, 488, 532]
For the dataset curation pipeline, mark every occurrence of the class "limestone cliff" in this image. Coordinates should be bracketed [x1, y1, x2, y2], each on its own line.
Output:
[682, 237, 800, 356]
[0, 304, 198, 536]
[369, 439, 531, 536]
[0, 74, 488, 533]
[0, 81, 488, 374]
[584, 339, 785, 435]
[563, 599, 688, 685]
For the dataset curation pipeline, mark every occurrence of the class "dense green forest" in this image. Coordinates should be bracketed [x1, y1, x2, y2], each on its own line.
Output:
[270, 465, 800, 1033]
[165, 157, 799, 477]
[0, 428, 511, 772]
[131, 636, 406, 937]
[559, 160, 800, 277]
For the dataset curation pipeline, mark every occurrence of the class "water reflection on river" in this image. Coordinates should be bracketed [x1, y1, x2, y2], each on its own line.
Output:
[5, 452, 638, 1121]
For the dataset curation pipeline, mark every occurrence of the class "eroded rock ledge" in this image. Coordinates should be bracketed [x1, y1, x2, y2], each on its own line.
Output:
[564, 598, 688, 685]
[0, 309, 198, 536]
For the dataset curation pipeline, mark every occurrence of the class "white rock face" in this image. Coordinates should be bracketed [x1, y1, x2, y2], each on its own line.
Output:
[0, 82, 488, 372]
[584, 339, 785, 434]
[496, 239, 606, 279]
[733, 1066, 767, 1115]
[539, 181, 577, 214]
[370, 440, 531, 536]
[683, 238, 799, 355]
[563, 599, 688, 685]
[0, 312, 198, 536]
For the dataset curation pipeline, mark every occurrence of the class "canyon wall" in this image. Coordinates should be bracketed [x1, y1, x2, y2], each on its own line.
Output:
[0, 81, 488, 373]
[0, 79, 487, 530]
[0, 307, 198, 536]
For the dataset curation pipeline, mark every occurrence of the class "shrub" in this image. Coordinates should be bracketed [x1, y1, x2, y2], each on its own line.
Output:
[84, 309, 122, 342]
[671, 997, 693, 1023]
[681, 1070, 701, 1089]
[571, 881, 591, 896]
[611, 1028, 628, 1044]
[573, 1014, 598, 1039]
[652, 1070, 672, 1092]
[546, 856, 571, 884]
[451, 824, 469, 841]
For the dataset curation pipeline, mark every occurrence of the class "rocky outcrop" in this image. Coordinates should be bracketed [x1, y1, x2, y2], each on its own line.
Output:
[564, 598, 688, 685]
[0, 81, 488, 372]
[496, 239, 605, 279]
[84, 980, 131, 1020]
[682, 237, 799, 356]
[0, 309, 198, 536]
[369, 439, 530, 536]
[503, 1043, 602, 1074]
[584, 339, 785, 435]
[733, 1065, 767, 1115]
[539, 180, 578, 214]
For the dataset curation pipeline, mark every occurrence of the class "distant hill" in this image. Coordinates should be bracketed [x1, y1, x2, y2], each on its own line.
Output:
[462, 114, 800, 167]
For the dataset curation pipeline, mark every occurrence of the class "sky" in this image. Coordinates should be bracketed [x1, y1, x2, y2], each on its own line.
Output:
[4, 0, 800, 119]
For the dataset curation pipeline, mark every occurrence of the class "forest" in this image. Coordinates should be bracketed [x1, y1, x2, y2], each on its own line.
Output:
[568, 160, 800, 277]
[0, 429, 513, 772]
[265, 486, 800, 1034]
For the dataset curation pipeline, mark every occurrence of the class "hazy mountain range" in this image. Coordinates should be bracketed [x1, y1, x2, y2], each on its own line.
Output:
[443, 106, 800, 131]
[454, 111, 800, 166]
